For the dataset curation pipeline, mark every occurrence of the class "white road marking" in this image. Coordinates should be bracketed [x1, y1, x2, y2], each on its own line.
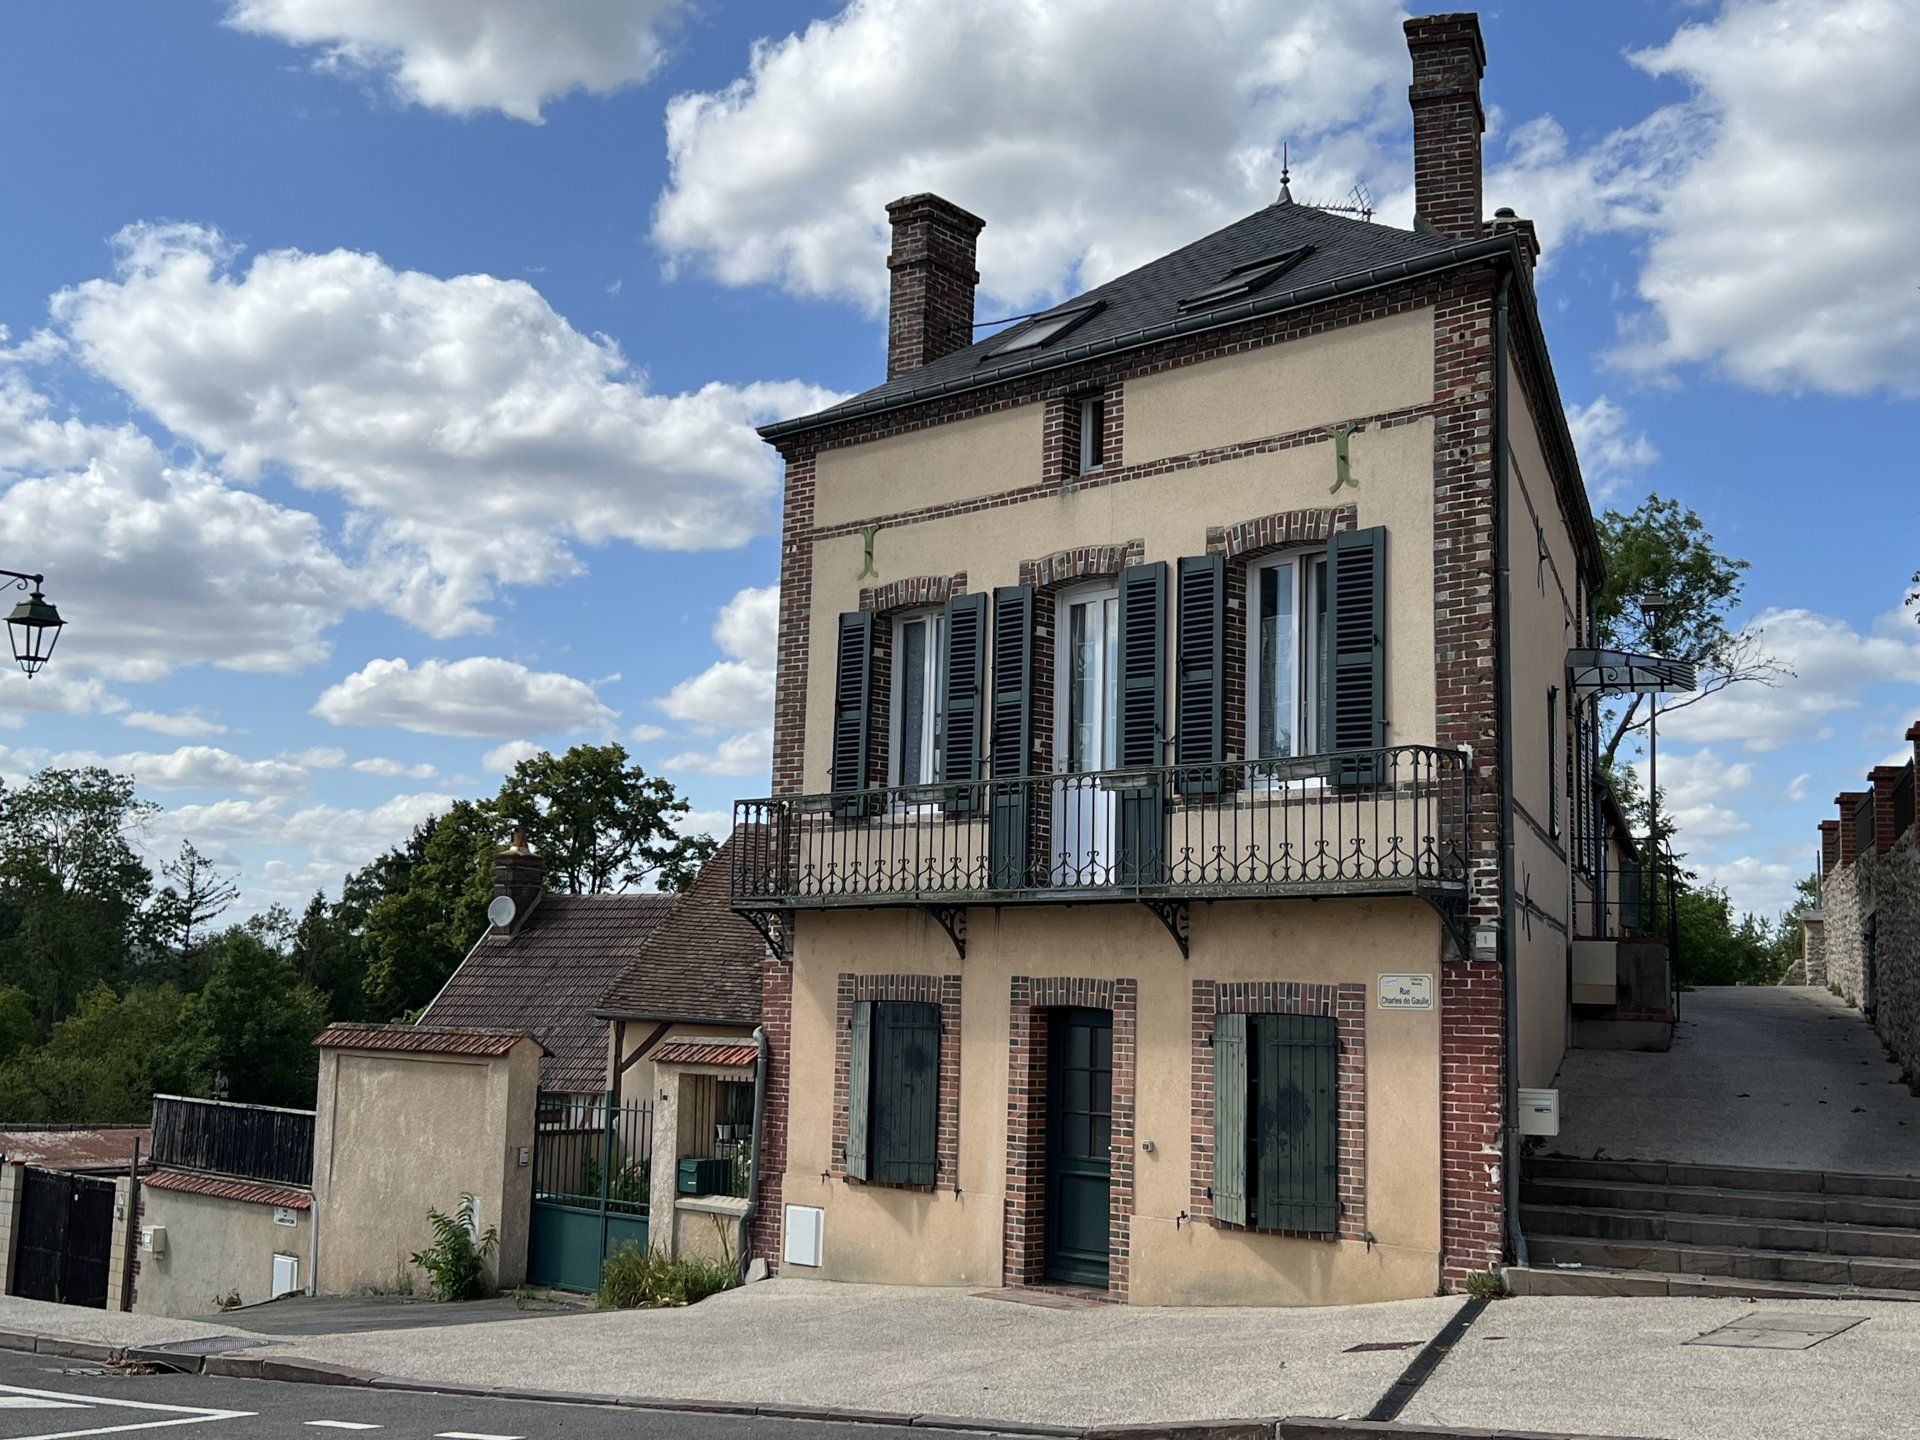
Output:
[433, 1432, 524, 1440]
[0, 1397, 87, 1409]
[0, 1383, 250, 1438]
[304, 1425, 382, 1432]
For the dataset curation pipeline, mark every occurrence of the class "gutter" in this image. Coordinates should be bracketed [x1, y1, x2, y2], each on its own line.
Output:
[1491, 268, 1529, 1274]
[737, 1025, 769, 1282]
[591, 1009, 758, 1027]
[758, 234, 1518, 443]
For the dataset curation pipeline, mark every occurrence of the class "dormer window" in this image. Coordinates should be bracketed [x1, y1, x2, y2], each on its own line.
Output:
[1177, 245, 1315, 313]
[1079, 394, 1106, 474]
[984, 301, 1104, 359]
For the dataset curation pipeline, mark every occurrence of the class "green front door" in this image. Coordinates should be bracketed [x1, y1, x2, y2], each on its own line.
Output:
[1045, 1008, 1112, 1287]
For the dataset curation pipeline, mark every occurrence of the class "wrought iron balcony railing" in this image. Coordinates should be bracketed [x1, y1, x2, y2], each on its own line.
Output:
[730, 746, 1469, 924]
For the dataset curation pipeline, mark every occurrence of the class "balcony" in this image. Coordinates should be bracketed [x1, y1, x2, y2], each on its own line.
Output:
[730, 745, 1470, 956]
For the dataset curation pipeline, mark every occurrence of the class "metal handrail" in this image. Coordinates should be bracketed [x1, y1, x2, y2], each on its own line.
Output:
[731, 744, 1469, 908]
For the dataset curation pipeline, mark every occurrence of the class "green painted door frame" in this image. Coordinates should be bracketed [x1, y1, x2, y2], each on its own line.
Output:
[1045, 1008, 1113, 1288]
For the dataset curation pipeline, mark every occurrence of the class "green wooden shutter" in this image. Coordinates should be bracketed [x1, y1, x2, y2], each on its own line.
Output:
[1251, 1013, 1339, 1233]
[940, 592, 987, 815]
[831, 611, 875, 813]
[870, 1001, 941, 1186]
[1322, 526, 1386, 784]
[989, 586, 1034, 889]
[846, 999, 873, 1182]
[1116, 562, 1167, 884]
[1212, 1012, 1249, 1226]
[1174, 554, 1226, 797]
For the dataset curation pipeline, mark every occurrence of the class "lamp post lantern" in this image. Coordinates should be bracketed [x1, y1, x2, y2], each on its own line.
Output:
[3, 571, 64, 678]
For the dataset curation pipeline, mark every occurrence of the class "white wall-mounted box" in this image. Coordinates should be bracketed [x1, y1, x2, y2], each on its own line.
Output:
[1518, 1087, 1560, 1137]
[783, 1205, 824, 1268]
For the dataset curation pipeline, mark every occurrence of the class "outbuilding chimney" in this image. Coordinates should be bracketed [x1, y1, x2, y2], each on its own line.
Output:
[886, 193, 986, 380]
[1404, 13, 1487, 241]
[491, 827, 543, 931]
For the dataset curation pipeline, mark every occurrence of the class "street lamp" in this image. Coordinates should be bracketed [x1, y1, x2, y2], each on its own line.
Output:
[3, 570, 64, 678]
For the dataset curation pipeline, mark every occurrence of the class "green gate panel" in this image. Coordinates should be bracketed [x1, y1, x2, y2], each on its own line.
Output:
[528, 1203, 605, 1292]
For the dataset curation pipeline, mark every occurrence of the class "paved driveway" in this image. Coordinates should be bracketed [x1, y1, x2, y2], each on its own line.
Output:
[1550, 985, 1920, 1175]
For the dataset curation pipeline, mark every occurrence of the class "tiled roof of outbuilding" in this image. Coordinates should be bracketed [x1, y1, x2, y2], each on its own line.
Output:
[313, 1024, 543, 1059]
[144, 1169, 312, 1209]
[420, 895, 677, 1094]
[652, 1041, 758, 1070]
[597, 829, 767, 1027]
[763, 200, 1472, 439]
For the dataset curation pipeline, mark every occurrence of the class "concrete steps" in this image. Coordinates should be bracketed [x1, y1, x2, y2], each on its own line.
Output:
[1514, 1155, 1920, 1301]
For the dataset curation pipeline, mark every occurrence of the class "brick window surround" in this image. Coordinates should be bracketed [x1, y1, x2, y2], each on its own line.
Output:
[1189, 980, 1367, 1241]
[832, 973, 963, 1189]
[860, 572, 967, 614]
[1004, 975, 1138, 1300]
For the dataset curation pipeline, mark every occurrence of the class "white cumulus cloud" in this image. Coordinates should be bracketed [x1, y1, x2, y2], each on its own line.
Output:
[51, 224, 838, 635]
[225, 0, 688, 122]
[313, 656, 615, 738]
[652, 0, 1409, 313]
[122, 710, 228, 738]
[658, 584, 778, 731]
[1565, 395, 1659, 500]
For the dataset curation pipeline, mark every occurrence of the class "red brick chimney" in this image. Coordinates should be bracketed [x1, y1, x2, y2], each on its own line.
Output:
[491, 827, 544, 932]
[1819, 819, 1840, 874]
[1405, 13, 1487, 241]
[1869, 766, 1904, 856]
[886, 193, 985, 380]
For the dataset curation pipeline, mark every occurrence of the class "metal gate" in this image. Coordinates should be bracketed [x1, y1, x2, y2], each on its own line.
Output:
[527, 1093, 651, 1292]
[9, 1168, 116, 1308]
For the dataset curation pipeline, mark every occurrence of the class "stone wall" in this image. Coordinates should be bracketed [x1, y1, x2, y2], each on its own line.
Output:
[1815, 723, 1919, 1082]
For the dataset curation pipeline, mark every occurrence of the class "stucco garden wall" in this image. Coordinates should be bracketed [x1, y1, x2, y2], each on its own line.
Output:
[133, 1186, 309, 1317]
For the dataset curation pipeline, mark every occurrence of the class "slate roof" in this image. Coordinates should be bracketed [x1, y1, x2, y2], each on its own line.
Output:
[144, 1169, 312, 1209]
[597, 830, 767, 1027]
[763, 199, 1486, 440]
[419, 894, 677, 1094]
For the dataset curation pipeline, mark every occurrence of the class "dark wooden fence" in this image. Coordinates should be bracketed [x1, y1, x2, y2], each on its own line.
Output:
[149, 1094, 314, 1187]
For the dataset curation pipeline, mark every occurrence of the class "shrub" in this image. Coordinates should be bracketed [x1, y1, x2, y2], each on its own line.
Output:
[597, 1240, 736, 1309]
[410, 1193, 499, 1301]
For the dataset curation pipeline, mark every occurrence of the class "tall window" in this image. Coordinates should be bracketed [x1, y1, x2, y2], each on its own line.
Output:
[891, 610, 943, 786]
[1079, 394, 1106, 474]
[1247, 553, 1329, 762]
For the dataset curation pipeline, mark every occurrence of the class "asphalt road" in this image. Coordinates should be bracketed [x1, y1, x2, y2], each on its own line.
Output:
[0, 1349, 1018, 1440]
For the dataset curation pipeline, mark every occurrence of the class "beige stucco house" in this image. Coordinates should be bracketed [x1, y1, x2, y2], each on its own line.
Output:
[731, 13, 1628, 1306]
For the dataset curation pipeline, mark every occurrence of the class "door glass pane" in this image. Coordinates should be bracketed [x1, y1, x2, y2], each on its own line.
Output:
[898, 618, 927, 784]
[1068, 602, 1098, 772]
[1308, 557, 1329, 753]
[1258, 561, 1296, 760]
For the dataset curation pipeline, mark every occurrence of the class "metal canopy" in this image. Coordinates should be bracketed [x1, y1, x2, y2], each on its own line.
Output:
[1565, 647, 1697, 698]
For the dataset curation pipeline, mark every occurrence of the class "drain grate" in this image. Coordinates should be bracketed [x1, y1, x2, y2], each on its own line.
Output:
[1687, 1311, 1866, 1351]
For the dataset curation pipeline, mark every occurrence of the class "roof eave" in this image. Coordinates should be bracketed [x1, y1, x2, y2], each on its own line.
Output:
[757, 233, 1517, 444]
[592, 1008, 759, 1026]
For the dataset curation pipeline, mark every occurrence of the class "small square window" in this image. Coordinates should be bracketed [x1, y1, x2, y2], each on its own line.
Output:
[1079, 394, 1106, 474]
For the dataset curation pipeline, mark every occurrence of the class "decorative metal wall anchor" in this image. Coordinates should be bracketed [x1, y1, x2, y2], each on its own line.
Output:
[1324, 422, 1361, 493]
[857, 524, 881, 579]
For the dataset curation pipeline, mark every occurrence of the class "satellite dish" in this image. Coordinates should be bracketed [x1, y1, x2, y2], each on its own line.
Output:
[487, 895, 517, 929]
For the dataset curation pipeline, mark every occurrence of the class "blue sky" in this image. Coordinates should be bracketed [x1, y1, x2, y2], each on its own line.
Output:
[0, 0, 1914, 921]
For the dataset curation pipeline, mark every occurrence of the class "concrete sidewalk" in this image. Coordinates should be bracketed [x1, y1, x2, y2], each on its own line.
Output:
[1551, 986, 1920, 1175]
[5, 1282, 1919, 1436]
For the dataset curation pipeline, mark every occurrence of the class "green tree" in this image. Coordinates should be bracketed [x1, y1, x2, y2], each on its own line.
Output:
[361, 800, 497, 1017]
[0, 983, 209, 1123]
[150, 840, 241, 988]
[0, 984, 37, 1065]
[494, 743, 714, 895]
[1594, 495, 1787, 769]
[1675, 884, 1786, 988]
[193, 926, 330, 1107]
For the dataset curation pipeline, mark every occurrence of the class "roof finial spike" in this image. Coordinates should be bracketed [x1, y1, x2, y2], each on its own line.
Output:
[1278, 141, 1294, 205]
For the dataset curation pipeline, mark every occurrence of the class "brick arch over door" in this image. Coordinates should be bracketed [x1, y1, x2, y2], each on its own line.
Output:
[1004, 975, 1138, 1300]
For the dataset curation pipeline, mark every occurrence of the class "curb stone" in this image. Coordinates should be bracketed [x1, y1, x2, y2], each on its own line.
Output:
[123, 1346, 202, 1374]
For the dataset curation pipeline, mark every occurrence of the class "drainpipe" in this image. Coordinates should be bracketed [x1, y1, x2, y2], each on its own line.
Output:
[736, 1025, 769, 1281]
[1491, 265, 1528, 1272]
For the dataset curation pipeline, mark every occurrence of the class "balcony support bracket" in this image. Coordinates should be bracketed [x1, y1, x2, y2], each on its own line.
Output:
[740, 907, 792, 961]
[1417, 892, 1471, 962]
[919, 904, 967, 960]
[1141, 899, 1191, 959]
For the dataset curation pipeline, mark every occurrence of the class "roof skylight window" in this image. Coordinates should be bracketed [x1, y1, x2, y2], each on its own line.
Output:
[984, 301, 1104, 359]
[1176, 245, 1315, 313]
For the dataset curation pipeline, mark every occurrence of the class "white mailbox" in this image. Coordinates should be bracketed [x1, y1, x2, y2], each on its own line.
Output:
[1517, 1087, 1560, 1137]
[142, 1226, 167, 1257]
